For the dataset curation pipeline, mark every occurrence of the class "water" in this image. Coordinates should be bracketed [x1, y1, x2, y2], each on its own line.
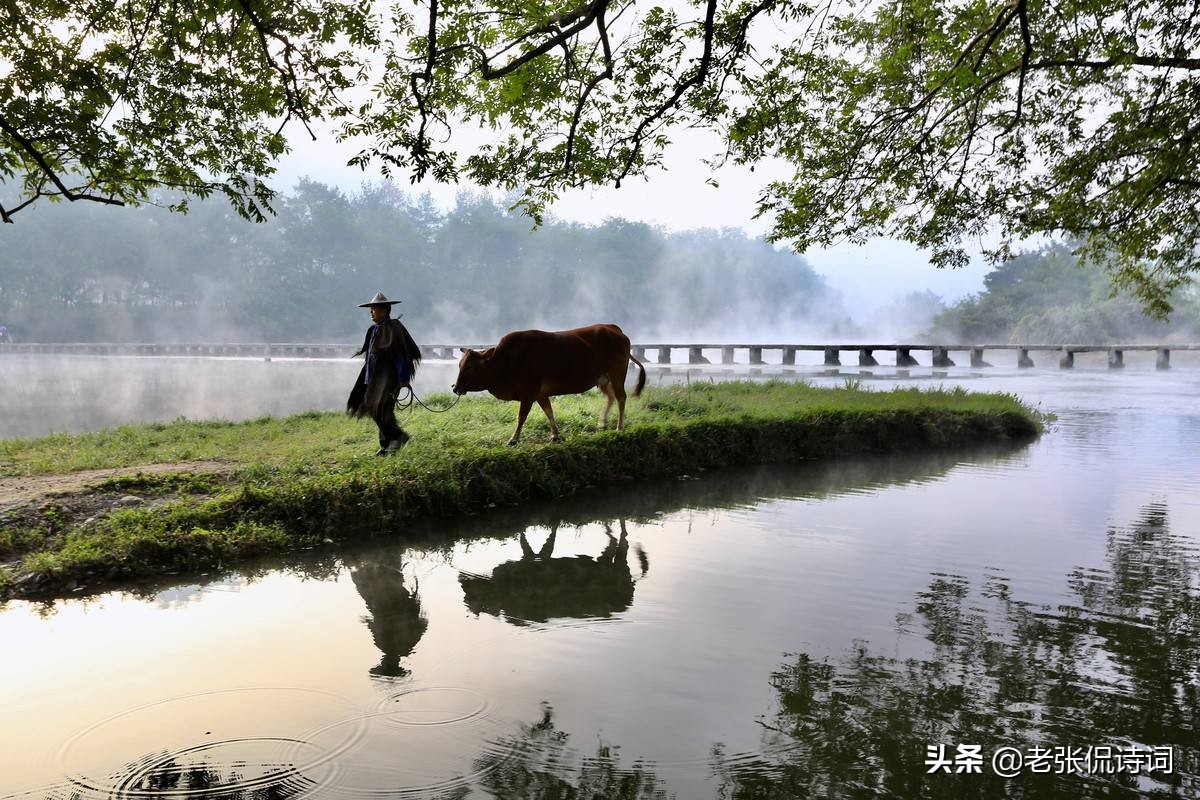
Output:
[1, 355, 1198, 798]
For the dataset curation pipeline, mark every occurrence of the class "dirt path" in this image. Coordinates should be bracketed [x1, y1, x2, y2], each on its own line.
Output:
[0, 461, 232, 509]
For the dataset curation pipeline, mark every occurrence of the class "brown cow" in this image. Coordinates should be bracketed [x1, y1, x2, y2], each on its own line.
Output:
[451, 323, 646, 445]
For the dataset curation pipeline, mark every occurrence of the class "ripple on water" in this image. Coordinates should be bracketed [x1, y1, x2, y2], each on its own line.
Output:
[293, 686, 518, 798]
[373, 686, 492, 727]
[51, 687, 363, 800]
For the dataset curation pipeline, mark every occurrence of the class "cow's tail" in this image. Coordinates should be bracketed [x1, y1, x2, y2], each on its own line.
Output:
[629, 352, 646, 397]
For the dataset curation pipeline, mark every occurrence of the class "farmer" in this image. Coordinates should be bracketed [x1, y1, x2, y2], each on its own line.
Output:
[347, 292, 422, 455]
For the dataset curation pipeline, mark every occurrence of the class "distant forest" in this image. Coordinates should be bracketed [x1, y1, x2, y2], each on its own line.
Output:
[2, 183, 1197, 345]
[927, 244, 1200, 344]
[0, 181, 849, 343]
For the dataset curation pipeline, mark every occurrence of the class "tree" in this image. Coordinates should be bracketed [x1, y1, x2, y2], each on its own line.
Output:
[741, 0, 1200, 319]
[8, 1, 1198, 316]
[345, 0, 1200, 317]
[928, 243, 1200, 342]
[0, 0, 376, 223]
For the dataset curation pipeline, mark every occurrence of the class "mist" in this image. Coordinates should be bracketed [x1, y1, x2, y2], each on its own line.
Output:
[2, 182, 1197, 351]
[0, 182, 863, 346]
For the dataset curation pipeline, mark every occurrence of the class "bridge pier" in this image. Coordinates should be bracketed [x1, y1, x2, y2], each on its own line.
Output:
[1059, 350, 1075, 369]
[858, 348, 878, 367]
[896, 347, 919, 367]
[1018, 348, 1034, 368]
[932, 347, 955, 367]
[1108, 349, 1124, 369]
[824, 347, 841, 366]
[658, 347, 672, 365]
[749, 346, 765, 365]
[782, 347, 796, 365]
[970, 348, 991, 367]
[633, 346, 646, 361]
[721, 346, 735, 364]
[689, 346, 710, 364]
[1157, 348, 1171, 370]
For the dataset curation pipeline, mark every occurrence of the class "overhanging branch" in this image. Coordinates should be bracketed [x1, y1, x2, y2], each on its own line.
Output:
[613, 0, 719, 185]
[0, 115, 126, 216]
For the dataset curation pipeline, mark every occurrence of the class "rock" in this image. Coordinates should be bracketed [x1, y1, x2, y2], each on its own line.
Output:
[13, 572, 49, 592]
[115, 495, 144, 507]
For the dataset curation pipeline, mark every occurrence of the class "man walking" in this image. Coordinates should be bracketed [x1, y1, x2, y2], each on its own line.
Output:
[347, 292, 422, 455]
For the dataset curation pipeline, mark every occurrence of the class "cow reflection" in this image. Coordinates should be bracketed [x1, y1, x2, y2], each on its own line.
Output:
[348, 557, 428, 677]
[460, 522, 645, 625]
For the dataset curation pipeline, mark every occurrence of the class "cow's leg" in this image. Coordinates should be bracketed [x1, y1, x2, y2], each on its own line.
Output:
[613, 372, 629, 430]
[537, 397, 561, 441]
[539, 527, 557, 557]
[597, 381, 616, 428]
[509, 398, 534, 445]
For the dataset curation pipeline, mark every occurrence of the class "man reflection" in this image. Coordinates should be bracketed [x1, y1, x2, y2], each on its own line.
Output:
[460, 521, 645, 625]
[348, 557, 428, 677]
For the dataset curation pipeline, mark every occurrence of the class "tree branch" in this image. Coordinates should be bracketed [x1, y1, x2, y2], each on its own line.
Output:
[614, 0, 719, 186]
[0, 116, 126, 212]
[479, 0, 605, 79]
[564, 3, 613, 176]
[233, 0, 316, 139]
[1030, 55, 1200, 71]
[999, 0, 1032, 136]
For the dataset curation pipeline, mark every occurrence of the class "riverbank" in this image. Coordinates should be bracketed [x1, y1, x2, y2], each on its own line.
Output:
[0, 381, 1042, 600]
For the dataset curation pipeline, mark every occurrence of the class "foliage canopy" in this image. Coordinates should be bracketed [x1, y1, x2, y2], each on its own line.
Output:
[3, 0, 1199, 314]
[0, 0, 376, 222]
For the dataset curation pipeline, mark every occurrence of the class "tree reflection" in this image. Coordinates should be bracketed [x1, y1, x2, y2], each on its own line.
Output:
[56, 754, 309, 799]
[720, 504, 1199, 798]
[473, 703, 667, 799]
[348, 556, 428, 678]
[459, 521, 643, 626]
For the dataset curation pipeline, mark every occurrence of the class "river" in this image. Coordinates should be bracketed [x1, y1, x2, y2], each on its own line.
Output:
[0, 354, 1197, 798]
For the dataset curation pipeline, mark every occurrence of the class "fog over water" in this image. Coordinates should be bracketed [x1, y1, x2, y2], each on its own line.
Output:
[1, 357, 1198, 797]
[0, 354, 385, 439]
[0, 349, 1195, 440]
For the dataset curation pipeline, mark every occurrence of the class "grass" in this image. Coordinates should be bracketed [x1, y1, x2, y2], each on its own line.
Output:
[0, 381, 1042, 598]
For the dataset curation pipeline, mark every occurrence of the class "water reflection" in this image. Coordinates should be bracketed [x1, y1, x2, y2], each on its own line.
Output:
[718, 504, 1199, 798]
[14, 441, 1163, 800]
[459, 523, 643, 626]
[472, 703, 666, 799]
[348, 557, 428, 678]
[61, 751, 313, 800]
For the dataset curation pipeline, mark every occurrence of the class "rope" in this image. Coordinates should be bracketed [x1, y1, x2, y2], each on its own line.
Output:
[395, 385, 463, 413]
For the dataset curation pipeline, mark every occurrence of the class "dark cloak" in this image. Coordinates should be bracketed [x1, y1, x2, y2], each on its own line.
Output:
[347, 317, 423, 419]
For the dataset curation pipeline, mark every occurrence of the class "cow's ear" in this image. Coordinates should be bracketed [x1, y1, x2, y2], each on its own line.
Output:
[460, 347, 473, 355]
[482, 347, 497, 359]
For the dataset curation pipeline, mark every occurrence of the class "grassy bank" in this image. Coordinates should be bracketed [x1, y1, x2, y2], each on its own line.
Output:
[0, 381, 1043, 599]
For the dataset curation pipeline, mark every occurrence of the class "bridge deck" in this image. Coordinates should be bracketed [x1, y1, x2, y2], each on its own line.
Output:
[2, 343, 1197, 372]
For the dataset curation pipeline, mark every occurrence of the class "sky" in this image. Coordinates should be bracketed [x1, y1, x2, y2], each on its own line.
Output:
[274, 121, 993, 316]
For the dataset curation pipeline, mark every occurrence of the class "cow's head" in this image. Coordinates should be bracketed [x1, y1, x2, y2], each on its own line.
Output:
[452, 347, 495, 394]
